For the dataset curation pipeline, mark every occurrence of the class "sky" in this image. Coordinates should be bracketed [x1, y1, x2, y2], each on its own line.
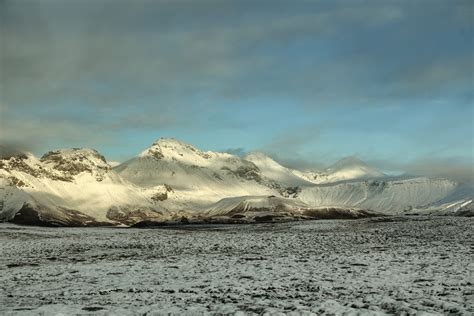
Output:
[1, 0, 473, 181]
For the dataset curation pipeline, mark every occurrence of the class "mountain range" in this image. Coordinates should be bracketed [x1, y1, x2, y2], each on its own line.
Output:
[0, 138, 472, 226]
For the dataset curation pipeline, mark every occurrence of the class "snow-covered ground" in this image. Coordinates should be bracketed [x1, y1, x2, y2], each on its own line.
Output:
[1, 217, 472, 315]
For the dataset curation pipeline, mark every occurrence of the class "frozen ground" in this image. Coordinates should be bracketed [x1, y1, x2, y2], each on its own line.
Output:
[0, 217, 473, 315]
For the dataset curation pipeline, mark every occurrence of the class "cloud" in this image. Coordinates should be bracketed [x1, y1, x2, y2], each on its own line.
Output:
[0, 114, 113, 155]
[3, 0, 469, 112]
[268, 154, 326, 171]
[264, 125, 321, 154]
[369, 157, 474, 184]
[266, 153, 474, 184]
[222, 148, 248, 157]
[0, 0, 472, 166]
[0, 142, 33, 159]
[402, 159, 474, 184]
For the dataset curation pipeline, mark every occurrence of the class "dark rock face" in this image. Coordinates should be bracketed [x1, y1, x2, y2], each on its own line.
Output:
[7, 176, 27, 187]
[131, 220, 170, 227]
[147, 148, 165, 160]
[303, 208, 377, 219]
[11, 205, 57, 227]
[367, 180, 388, 194]
[40, 149, 110, 179]
[200, 153, 211, 159]
[1, 155, 73, 182]
[11, 204, 112, 227]
[280, 186, 301, 198]
[151, 185, 173, 202]
[254, 215, 284, 222]
[455, 202, 474, 217]
[222, 164, 263, 183]
[0, 151, 28, 160]
[106, 207, 164, 226]
[151, 192, 168, 201]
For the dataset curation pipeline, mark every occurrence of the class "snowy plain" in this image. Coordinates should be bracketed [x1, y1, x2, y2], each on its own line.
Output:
[0, 217, 473, 315]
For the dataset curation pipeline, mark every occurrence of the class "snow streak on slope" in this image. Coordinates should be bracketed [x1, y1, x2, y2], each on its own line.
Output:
[407, 183, 474, 216]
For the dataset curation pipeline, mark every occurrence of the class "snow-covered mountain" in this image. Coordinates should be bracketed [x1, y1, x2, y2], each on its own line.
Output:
[244, 152, 314, 187]
[1, 138, 472, 226]
[0, 149, 169, 226]
[114, 138, 279, 210]
[296, 156, 385, 184]
[405, 183, 474, 216]
[204, 195, 376, 221]
[112, 139, 473, 218]
[297, 177, 459, 215]
[245, 152, 385, 185]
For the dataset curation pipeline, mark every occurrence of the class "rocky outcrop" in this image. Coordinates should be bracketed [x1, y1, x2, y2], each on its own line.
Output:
[12, 203, 112, 227]
[106, 207, 165, 226]
[0, 153, 73, 182]
[41, 148, 111, 181]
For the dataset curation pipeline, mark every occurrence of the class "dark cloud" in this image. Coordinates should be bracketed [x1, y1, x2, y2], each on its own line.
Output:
[0, 142, 33, 159]
[3, 0, 471, 111]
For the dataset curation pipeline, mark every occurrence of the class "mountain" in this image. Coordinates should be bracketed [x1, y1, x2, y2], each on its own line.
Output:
[1, 138, 472, 226]
[244, 152, 314, 187]
[0, 149, 168, 226]
[204, 195, 376, 222]
[406, 183, 474, 216]
[243, 154, 462, 215]
[296, 156, 385, 184]
[297, 177, 458, 215]
[114, 138, 279, 211]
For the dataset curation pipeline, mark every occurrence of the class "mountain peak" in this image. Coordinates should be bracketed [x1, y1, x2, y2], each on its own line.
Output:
[41, 148, 107, 163]
[326, 156, 384, 179]
[140, 138, 201, 160]
[40, 148, 111, 177]
[138, 138, 235, 164]
[151, 137, 191, 148]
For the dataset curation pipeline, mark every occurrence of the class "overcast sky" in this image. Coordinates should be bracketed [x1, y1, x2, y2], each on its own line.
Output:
[1, 0, 473, 181]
